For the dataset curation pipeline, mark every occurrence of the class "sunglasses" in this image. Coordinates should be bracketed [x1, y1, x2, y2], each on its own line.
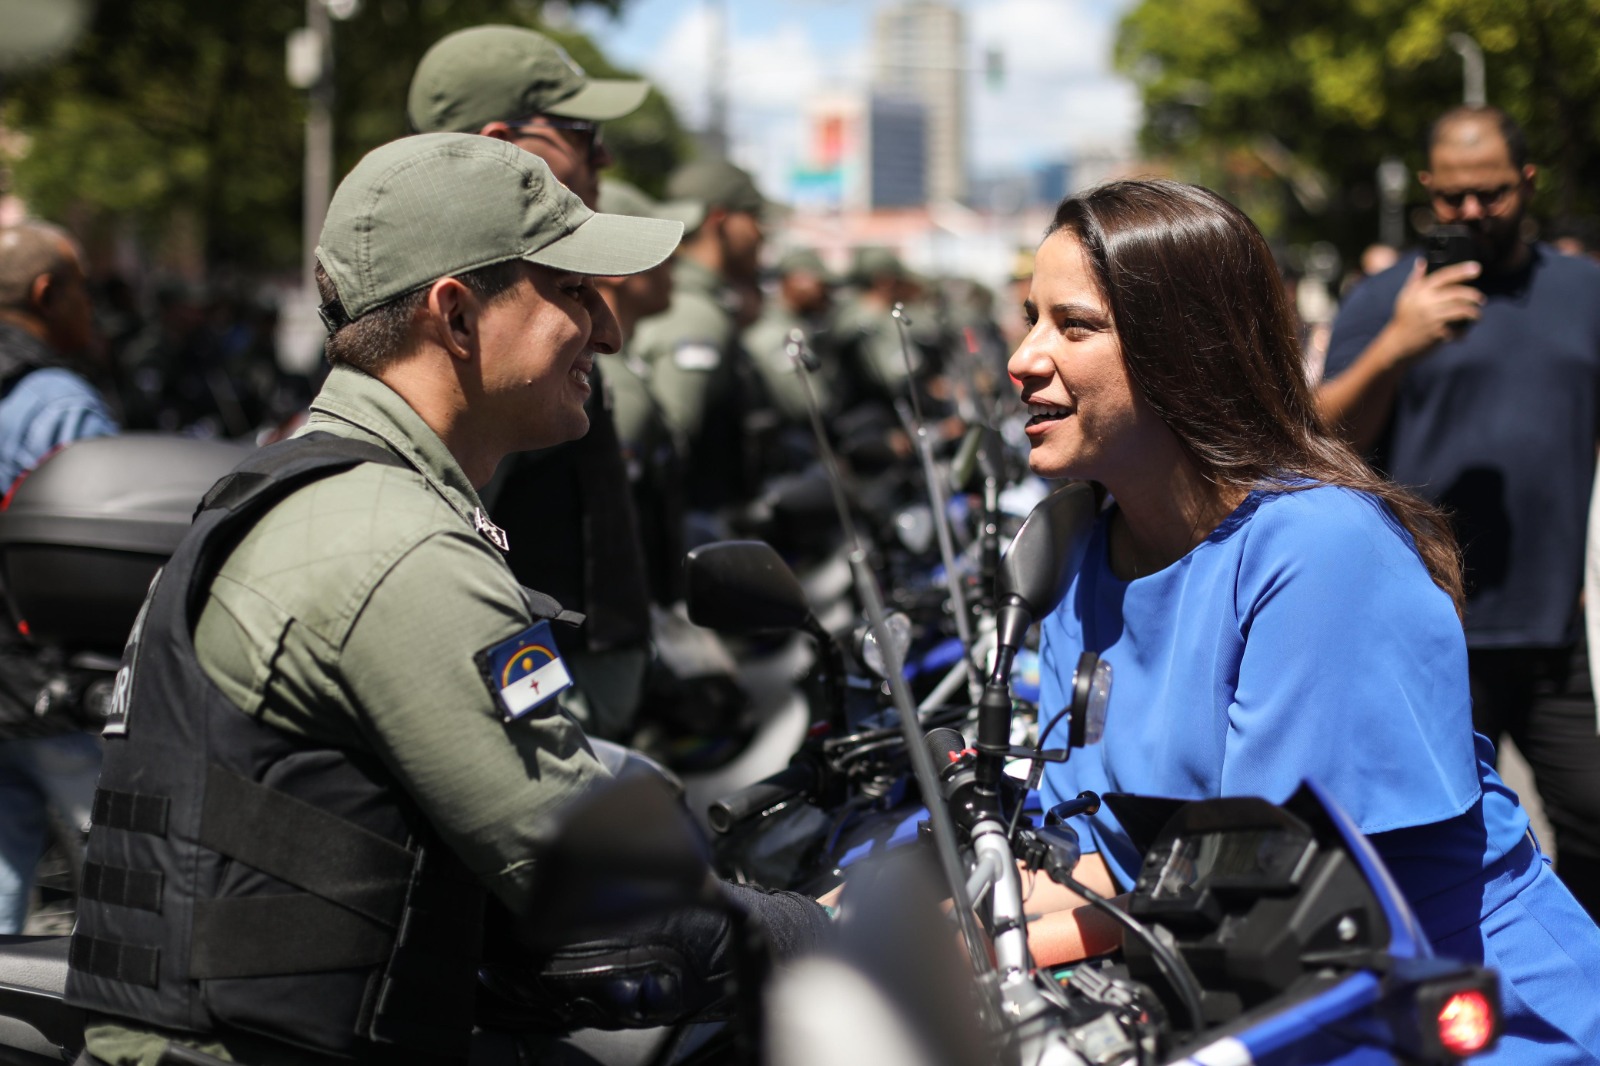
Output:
[505, 117, 605, 162]
[1430, 183, 1518, 211]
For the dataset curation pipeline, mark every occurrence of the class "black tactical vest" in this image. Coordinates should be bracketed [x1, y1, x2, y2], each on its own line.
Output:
[65, 434, 488, 1063]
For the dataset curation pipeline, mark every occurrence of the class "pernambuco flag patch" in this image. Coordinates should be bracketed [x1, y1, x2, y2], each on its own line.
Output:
[475, 619, 573, 721]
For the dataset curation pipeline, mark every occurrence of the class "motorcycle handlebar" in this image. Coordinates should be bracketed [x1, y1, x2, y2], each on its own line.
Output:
[708, 763, 817, 835]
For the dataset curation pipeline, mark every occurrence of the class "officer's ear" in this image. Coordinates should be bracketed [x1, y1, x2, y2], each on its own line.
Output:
[28, 271, 55, 313]
[423, 276, 480, 361]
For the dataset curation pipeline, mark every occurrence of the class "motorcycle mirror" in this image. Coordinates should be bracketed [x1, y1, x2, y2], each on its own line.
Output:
[523, 774, 715, 949]
[855, 611, 913, 681]
[893, 505, 934, 555]
[994, 481, 1097, 652]
[685, 540, 812, 634]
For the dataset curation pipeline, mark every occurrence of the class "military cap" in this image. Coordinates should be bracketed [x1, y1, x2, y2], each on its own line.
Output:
[776, 247, 840, 284]
[598, 178, 706, 235]
[316, 133, 681, 324]
[666, 159, 772, 217]
[408, 25, 649, 133]
[850, 245, 909, 284]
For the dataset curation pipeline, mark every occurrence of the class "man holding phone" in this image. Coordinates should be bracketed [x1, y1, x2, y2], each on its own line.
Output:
[1320, 105, 1600, 922]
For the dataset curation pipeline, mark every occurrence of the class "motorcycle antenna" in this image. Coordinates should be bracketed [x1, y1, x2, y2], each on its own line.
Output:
[785, 329, 1003, 1028]
[890, 304, 983, 704]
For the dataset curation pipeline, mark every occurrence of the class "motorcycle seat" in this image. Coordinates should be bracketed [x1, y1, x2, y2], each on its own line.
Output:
[0, 935, 83, 1062]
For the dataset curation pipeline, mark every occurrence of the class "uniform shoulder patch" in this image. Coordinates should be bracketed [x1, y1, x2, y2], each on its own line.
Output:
[475, 619, 573, 721]
[673, 342, 721, 371]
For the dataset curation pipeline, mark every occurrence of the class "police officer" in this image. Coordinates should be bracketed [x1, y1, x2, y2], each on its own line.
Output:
[632, 159, 772, 517]
[832, 245, 925, 409]
[591, 178, 701, 607]
[742, 247, 841, 426]
[408, 25, 655, 739]
[66, 135, 828, 1066]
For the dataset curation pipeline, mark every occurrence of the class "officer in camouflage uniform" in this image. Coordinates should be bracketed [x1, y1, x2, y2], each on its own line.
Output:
[631, 160, 772, 517]
[67, 135, 828, 1066]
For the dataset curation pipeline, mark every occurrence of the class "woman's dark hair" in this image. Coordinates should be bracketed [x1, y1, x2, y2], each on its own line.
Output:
[1047, 179, 1464, 612]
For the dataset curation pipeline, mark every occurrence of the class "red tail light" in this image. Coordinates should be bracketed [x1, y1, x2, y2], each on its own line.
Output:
[1437, 989, 1497, 1057]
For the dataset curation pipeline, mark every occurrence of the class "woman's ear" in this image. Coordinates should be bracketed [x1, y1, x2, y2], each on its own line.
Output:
[424, 277, 477, 361]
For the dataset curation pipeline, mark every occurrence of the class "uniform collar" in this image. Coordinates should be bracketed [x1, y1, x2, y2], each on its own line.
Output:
[302, 363, 487, 529]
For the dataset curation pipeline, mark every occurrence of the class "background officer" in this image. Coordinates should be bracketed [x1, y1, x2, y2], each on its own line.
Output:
[742, 247, 841, 427]
[633, 158, 773, 521]
[592, 178, 702, 608]
[408, 25, 656, 740]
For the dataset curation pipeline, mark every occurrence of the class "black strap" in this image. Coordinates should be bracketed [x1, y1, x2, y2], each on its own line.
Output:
[197, 764, 413, 926]
[70, 933, 161, 989]
[193, 434, 405, 520]
[92, 788, 170, 836]
[189, 894, 392, 978]
[81, 861, 163, 913]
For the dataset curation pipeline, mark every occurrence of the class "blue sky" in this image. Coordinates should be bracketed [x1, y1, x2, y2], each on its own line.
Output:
[571, 0, 1141, 198]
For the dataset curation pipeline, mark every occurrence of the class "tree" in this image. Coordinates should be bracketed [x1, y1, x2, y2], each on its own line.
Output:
[1115, 0, 1600, 255]
[0, 0, 689, 276]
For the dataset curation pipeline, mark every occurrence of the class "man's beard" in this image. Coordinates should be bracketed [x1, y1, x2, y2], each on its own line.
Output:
[1466, 211, 1525, 275]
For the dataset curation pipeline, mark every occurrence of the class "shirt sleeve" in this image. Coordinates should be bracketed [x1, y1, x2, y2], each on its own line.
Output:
[16, 370, 118, 472]
[335, 530, 609, 915]
[1222, 489, 1480, 835]
[1322, 262, 1409, 382]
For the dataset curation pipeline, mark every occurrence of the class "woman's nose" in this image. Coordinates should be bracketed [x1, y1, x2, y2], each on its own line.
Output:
[1007, 331, 1051, 384]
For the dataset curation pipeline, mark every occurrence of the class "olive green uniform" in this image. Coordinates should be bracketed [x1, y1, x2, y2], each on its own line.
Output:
[600, 347, 685, 605]
[630, 258, 750, 509]
[741, 303, 836, 424]
[831, 292, 914, 406]
[86, 364, 608, 1066]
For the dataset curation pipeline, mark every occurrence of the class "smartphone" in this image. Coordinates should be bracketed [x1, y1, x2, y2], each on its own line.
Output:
[1424, 225, 1479, 274]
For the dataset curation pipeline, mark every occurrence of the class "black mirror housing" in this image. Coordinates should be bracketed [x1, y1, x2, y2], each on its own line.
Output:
[685, 540, 812, 634]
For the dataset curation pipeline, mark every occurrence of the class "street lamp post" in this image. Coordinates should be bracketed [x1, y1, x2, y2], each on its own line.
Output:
[1447, 33, 1486, 107]
[281, 0, 356, 374]
[1377, 156, 1408, 249]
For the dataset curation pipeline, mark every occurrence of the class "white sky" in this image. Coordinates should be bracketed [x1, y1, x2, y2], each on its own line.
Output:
[573, 0, 1141, 199]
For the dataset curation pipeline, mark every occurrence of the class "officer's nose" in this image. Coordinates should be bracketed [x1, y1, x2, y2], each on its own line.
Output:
[586, 286, 622, 355]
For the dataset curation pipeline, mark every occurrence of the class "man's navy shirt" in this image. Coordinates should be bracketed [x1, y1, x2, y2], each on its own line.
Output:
[1323, 244, 1600, 649]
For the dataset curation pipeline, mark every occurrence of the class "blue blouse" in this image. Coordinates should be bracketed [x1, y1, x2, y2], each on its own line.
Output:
[1038, 485, 1531, 926]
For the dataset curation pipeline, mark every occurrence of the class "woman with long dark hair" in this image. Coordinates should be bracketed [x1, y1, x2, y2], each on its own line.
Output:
[1016, 180, 1600, 1059]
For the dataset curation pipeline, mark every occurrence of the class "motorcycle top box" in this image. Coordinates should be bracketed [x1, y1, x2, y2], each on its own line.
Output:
[0, 433, 253, 654]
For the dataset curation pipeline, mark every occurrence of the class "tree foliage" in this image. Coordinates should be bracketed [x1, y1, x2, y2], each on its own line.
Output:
[0, 0, 690, 275]
[1116, 0, 1600, 254]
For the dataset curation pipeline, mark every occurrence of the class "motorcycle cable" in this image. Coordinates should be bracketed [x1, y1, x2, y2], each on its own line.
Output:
[1055, 871, 1207, 1035]
[786, 331, 1005, 1032]
[891, 305, 983, 705]
[1002, 699, 1075, 845]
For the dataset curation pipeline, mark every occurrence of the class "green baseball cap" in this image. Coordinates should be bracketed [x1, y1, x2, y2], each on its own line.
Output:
[777, 247, 839, 284]
[407, 25, 649, 133]
[316, 133, 682, 323]
[598, 178, 705, 235]
[850, 245, 909, 283]
[665, 159, 773, 217]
